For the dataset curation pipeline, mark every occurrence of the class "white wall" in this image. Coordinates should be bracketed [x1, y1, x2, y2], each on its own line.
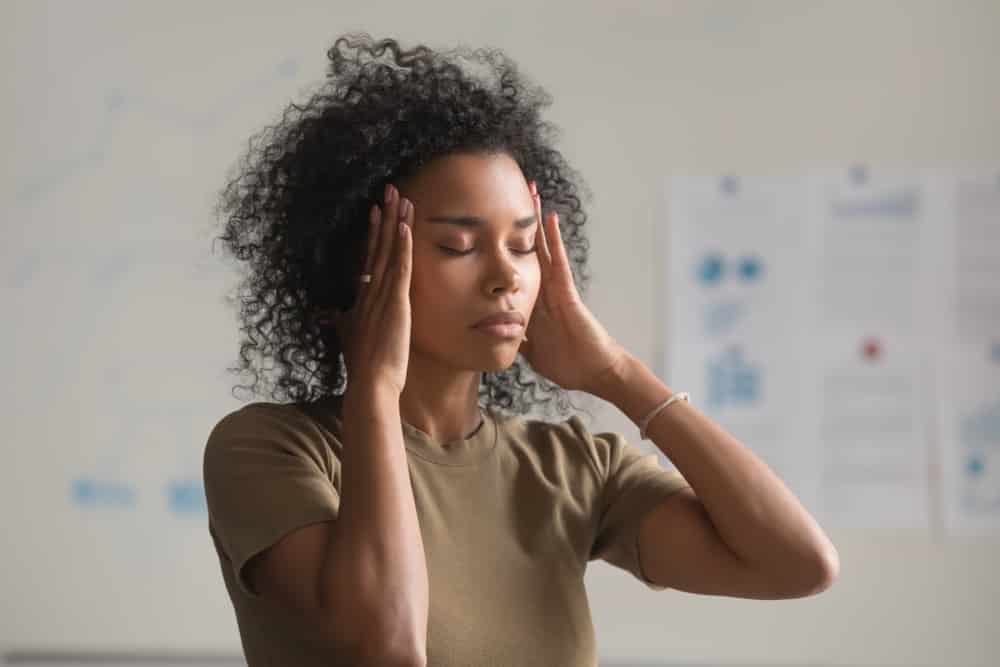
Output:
[3, 1, 998, 665]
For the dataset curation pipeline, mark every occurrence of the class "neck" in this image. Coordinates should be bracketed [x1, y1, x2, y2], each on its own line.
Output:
[397, 351, 484, 445]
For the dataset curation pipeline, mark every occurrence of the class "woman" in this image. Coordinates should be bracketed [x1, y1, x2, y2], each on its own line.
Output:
[204, 34, 839, 666]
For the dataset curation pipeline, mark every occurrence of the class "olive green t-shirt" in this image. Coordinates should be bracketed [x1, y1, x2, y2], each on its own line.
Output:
[203, 396, 690, 666]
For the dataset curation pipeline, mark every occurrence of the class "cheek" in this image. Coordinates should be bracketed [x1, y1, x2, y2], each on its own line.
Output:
[409, 259, 471, 320]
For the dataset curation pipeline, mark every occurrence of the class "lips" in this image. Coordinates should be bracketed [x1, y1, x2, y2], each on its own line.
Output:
[473, 311, 526, 327]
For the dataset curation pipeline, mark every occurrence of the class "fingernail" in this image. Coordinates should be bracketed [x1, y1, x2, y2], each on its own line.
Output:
[399, 198, 410, 218]
[385, 184, 394, 203]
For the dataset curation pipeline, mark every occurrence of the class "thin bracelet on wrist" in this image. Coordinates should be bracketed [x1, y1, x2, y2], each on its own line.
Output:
[638, 391, 690, 440]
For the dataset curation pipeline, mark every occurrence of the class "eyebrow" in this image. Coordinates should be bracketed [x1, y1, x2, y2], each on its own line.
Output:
[425, 215, 537, 229]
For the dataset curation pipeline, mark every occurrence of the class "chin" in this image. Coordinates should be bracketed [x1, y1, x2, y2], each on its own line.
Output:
[471, 347, 522, 373]
[471, 353, 514, 372]
[419, 331, 523, 372]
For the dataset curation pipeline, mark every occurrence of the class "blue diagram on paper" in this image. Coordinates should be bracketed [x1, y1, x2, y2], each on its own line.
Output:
[849, 163, 869, 186]
[719, 174, 740, 196]
[966, 456, 985, 476]
[695, 253, 766, 287]
[71, 477, 138, 509]
[738, 254, 764, 281]
[696, 253, 765, 337]
[706, 345, 762, 410]
[166, 479, 208, 516]
[959, 400, 1000, 513]
[696, 253, 725, 286]
[704, 301, 746, 337]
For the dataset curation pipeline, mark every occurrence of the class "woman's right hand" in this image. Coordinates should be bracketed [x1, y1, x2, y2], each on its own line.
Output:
[332, 184, 414, 398]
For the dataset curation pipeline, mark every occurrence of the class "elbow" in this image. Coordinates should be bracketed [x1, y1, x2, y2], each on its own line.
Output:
[315, 608, 426, 666]
[761, 543, 840, 599]
[366, 652, 426, 667]
[322, 629, 425, 667]
[794, 544, 841, 597]
[813, 543, 841, 592]
[355, 638, 427, 667]
[344, 606, 427, 667]
[318, 587, 427, 664]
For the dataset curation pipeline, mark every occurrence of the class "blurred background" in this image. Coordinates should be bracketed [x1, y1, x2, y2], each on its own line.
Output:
[3, 1, 998, 666]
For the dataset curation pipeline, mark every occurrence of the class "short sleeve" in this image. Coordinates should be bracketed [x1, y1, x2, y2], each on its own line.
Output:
[578, 418, 691, 590]
[203, 402, 341, 598]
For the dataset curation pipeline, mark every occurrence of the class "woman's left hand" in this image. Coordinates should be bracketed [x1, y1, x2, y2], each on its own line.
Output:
[518, 181, 630, 396]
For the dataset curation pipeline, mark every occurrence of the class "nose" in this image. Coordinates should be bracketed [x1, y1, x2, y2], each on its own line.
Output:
[483, 247, 522, 297]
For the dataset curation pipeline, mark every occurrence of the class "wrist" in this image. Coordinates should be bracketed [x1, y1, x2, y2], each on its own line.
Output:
[343, 382, 402, 422]
[596, 354, 675, 427]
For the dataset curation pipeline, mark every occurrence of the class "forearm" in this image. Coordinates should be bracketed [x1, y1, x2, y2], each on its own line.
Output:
[320, 383, 429, 660]
[597, 353, 839, 582]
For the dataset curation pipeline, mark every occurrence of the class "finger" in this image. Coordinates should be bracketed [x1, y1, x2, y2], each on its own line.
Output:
[396, 198, 413, 297]
[375, 193, 413, 308]
[352, 203, 381, 325]
[364, 204, 380, 273]
[360, 203, 381, 288]
[376, 195, 410, 305]
[532, 185, 552, 265]
[372, 183, 399, 282]
[547, 211, 576, 291]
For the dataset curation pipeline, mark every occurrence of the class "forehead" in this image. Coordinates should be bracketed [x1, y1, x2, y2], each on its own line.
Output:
[402, 152, 528, 207]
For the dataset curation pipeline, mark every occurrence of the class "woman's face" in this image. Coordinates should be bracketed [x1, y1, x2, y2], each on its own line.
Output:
[399, 151, 541, 372]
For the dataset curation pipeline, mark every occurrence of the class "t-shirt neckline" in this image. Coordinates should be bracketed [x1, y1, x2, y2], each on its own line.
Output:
[312, 396, 499, 467]
[400, 406, 498, 466]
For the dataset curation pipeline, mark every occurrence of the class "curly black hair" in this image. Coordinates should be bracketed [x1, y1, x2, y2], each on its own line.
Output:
[214, 33, 596, 420]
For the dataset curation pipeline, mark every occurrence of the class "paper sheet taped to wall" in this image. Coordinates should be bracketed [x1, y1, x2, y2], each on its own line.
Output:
[662, 166, 1000, 538]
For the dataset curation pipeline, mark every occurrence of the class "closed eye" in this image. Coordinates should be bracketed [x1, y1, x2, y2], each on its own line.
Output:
[439, 246, 536, 256]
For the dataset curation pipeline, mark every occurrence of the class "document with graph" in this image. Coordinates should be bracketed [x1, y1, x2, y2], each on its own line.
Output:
[662, 172, 823, 522]
[924, 168, 1000, 537]
[660, 166, 981, 535]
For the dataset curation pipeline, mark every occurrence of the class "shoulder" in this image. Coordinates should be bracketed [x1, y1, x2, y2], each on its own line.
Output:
[206, 400, 319, 441]
[493, 411, 611, 482]
[500, 410, 672, 484]
[496, 411, 594, 441]
[204, 400, 338, 472]
[493, 410, 590, 447]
